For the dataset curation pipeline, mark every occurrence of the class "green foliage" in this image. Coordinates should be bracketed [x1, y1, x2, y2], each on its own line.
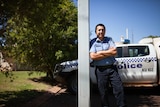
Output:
[0, 71, 48, 91]
[1, 0, 78, 76]
[55, 50, 63, 60]
[0, 71, 50, 107]
[145, 35, 160, 38]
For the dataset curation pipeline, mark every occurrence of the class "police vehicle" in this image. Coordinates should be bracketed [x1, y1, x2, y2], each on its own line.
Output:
[53, 38, 160, 94]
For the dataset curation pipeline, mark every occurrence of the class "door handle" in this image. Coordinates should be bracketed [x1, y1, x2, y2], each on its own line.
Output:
[144, 59, 151, 63]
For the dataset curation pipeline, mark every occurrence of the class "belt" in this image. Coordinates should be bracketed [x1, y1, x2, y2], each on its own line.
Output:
[96, 64, 114, 69]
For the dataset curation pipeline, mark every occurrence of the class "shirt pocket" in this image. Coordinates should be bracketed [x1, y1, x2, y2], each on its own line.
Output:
[95, 46, 102, 52]
[102, 43, 110, 50]
[95, 44, 102, 52]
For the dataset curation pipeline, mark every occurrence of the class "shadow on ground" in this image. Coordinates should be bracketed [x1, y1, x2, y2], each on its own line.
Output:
[0, 90, 46, 107]
[38, 87, 160, 107]
[1, 81, 160, 107]
[0, 75, 60, 107]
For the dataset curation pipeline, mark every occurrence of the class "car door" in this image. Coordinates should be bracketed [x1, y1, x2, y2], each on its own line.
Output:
[116, 44, 157, 83]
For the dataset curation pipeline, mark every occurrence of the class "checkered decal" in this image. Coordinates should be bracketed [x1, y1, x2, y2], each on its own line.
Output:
[116, 57, 157, 63]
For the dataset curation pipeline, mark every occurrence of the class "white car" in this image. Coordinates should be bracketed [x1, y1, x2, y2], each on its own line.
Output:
[53, 43, 159, 94]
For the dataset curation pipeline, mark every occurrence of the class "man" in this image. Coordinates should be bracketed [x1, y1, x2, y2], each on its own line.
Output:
[90, 23, 126, 107]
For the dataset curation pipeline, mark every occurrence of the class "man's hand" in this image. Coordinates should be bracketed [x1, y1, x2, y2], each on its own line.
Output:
[90, 47, 117, 60]
[97, 47, 117, 56]
[107, 47, 117, 56]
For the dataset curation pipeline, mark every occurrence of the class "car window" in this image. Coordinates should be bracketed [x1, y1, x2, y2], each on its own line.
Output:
[116, 46, 149, 58]
[128, 46, 149, 57]
[116, 47, 128, 58]
[116, 47, 122, 58]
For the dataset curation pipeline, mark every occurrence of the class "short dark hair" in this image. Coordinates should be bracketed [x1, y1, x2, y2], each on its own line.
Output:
[95, 23, 106, 33]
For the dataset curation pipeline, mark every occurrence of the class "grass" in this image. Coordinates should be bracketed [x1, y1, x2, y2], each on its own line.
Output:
[0, 71, 54, 107]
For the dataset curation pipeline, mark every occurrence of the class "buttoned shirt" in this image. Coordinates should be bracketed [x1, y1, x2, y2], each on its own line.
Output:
[90, 37, 116, 66]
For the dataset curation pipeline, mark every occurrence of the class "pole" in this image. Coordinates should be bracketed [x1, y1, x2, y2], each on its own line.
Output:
[78, 0, 90, 107]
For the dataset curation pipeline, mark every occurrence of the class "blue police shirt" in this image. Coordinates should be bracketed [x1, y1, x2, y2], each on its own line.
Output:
[90, 37, 116, 66]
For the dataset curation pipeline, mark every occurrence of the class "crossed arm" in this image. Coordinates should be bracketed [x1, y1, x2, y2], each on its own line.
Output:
[90, 47, 117, 60]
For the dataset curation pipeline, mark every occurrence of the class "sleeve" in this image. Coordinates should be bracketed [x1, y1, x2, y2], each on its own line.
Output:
[89, 43, 96, 53]
[109, 37, 116, 48]
[89, 38, 97, 53]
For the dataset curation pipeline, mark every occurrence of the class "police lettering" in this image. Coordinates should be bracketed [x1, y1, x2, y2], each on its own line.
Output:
[118, 63, 142, 69]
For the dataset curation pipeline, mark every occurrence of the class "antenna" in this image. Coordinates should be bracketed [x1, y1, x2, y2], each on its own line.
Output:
[132, 30, 134, 43]
[126, 28, 128, 39]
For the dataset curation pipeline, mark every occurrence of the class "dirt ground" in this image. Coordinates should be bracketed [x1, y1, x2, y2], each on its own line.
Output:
[22, 86, 160, 107]
[22, 85, 102, 107]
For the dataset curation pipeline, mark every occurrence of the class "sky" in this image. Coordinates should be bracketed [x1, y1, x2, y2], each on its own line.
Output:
[74, 0, 160, 43]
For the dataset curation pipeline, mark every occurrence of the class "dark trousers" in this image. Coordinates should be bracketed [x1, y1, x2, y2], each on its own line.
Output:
[96, 66, 126, 107]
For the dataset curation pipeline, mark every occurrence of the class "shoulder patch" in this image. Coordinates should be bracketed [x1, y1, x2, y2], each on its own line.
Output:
[90, 38, 97, 48]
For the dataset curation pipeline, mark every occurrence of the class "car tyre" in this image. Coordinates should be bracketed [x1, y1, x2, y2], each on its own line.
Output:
[67, 74, 78, 94]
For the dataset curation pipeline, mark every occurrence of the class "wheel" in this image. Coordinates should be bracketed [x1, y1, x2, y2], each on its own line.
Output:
[67, 74, 78, 94]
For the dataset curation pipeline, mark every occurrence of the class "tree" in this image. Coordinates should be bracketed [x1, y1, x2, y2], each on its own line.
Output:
[1, 0, 78, 78]
[145, 35, 160, 38]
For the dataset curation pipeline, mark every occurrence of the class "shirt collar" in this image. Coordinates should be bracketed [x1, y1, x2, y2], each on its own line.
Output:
[96, 37, 106, 42]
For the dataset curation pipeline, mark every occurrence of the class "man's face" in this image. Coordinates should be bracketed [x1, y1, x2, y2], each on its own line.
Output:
[96, 26, 106, 39]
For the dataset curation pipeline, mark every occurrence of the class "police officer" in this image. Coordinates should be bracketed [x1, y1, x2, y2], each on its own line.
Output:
[90, 23, 126, 107]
